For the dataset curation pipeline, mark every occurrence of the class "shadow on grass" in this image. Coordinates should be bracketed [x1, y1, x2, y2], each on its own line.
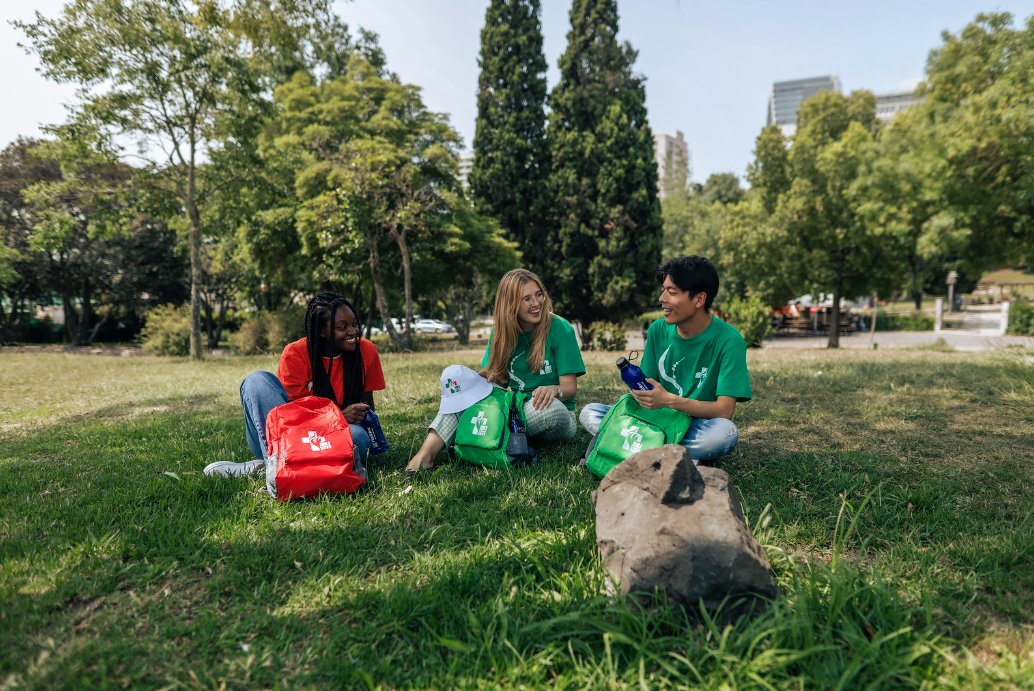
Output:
[2, 351, 1034, 687]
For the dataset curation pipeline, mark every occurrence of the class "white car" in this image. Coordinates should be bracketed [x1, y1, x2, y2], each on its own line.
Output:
[413, 319, 452, 334]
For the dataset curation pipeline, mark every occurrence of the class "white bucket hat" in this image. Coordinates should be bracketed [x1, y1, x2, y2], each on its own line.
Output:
[437, 364, 494, 415]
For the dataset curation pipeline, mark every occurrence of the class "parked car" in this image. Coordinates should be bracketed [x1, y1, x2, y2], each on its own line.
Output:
[413, 318, 453, 334]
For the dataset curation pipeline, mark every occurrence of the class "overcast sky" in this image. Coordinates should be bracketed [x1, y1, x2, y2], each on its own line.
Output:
[4, 0, 1033, 182]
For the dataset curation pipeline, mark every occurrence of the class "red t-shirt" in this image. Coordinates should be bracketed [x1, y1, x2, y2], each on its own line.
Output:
[278, 337, 386, 406]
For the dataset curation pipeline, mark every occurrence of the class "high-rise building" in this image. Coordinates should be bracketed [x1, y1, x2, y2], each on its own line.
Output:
[767, 75, 842, 137]
[654, 131, 688, 198]
[457, 150, 475, 189]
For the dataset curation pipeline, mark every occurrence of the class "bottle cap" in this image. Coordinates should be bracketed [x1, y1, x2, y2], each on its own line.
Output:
[615, 357, 629, 368]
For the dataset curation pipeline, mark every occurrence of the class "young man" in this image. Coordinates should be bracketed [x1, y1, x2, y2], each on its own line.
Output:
[579, 255, 752, 464]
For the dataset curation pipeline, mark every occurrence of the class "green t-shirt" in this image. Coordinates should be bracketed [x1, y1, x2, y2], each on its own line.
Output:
[482, 316, 585, 411]
[641, 316, 752, 403]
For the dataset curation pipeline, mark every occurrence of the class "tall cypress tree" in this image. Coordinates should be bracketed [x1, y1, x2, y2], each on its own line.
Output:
[546, 0, 662, 323]
[469, 0, 549, 270]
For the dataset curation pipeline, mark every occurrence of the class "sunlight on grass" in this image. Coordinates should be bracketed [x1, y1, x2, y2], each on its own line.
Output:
[1, 349, 1033, 688]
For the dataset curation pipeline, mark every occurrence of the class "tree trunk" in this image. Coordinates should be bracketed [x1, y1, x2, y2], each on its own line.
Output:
[369, 243, 404, 352]
[76, 276, 94, 346]
[186, 132, 204, 361]
[366, 284, 376, 340]
[395, 229, 414, 352]
[202, 295, 215, 349]
[214, 298, 227, 349]
[61, 293, 77, 344]
[88, 306, 114, 345]
[912, 290, 923, 310]
[827, 287, 841, 349]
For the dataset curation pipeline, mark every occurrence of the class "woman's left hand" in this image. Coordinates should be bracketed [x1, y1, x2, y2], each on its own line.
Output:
[531, 385, 559, 411]
[342, 402, 369, 424]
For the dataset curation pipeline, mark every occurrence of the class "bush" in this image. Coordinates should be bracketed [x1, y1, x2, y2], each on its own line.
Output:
[583, 321, 627, 351]
[19, 315, 62, 344]
[864, 310, 935, 332]
[724, 295, 772, 348]
[230, 307, 305, 355]
[1007, 298, 1034, 335]
[140, 304, 191, 356]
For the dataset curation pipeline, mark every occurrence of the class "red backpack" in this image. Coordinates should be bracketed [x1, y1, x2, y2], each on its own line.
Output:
[264, 396, 366, 501]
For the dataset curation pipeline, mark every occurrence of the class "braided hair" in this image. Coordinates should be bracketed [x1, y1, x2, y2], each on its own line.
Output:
[304, 292, 366, 409]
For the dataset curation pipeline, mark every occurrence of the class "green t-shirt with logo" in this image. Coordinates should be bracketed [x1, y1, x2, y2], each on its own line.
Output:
[481, 316, 585, 411]
[641, 316, 752, 403]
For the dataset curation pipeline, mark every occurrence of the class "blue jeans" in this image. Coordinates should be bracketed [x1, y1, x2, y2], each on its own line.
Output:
[240, 371, 372, 463]
[578, 402, 739, 464]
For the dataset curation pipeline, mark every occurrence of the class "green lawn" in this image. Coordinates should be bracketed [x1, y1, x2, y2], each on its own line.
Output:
[1, 348, 1033, 689]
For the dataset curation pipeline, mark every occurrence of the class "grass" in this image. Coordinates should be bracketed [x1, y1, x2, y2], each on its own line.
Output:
[1, 348, 1034, 689]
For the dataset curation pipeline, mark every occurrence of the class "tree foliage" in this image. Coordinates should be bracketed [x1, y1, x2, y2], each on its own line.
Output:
[469, 0, 549, 267]
[545, 0, 662, 324]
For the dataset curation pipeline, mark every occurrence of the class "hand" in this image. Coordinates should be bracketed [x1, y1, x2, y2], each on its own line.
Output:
[478, 369, 498, 384]
[342, 402, 369, 424]
[630, 378, 674, 410]
[531, 385, 559, 411]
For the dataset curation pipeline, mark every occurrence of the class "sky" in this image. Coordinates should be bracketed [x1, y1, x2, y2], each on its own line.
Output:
[3, 0, 1034, 183]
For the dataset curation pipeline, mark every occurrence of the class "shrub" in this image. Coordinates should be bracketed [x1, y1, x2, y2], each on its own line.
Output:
[1007, 298, 1034, 336]
[230, 307, 305, 355]
[584, 321, 627, 351]
[140, 304, 191, 356]
[864, 310, 935, 332]
[724, 294, 772, 348]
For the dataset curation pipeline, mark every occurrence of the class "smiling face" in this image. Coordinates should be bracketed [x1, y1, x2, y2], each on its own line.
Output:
[658, 275, 707, 326]
[515, 280, 545, 331]
[322, 304, 360, 356]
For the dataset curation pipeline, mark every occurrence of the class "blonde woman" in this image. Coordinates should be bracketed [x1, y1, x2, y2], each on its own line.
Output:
[405, 268, 584, 475]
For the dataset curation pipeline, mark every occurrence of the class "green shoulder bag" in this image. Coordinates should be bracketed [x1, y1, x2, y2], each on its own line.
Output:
[583, 393, 692, 478]
[454, 388, 537, 469]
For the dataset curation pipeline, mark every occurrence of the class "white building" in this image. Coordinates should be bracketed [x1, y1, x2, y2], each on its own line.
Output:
[654, 131, 688, 198]
[874, 79, 923, 123]
[457, 150, 475, 189]
[767, 75, 842, 137]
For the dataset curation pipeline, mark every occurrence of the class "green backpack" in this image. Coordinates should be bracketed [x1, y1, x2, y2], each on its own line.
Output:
[583, 393, 692, 478]
[454, 388, 538, 469]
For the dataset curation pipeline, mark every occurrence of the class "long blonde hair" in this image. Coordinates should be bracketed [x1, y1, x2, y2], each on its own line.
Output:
[487, 268, 554, 384]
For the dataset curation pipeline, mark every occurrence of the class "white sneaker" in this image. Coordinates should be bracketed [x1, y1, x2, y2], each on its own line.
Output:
[204, 459, 265, 477]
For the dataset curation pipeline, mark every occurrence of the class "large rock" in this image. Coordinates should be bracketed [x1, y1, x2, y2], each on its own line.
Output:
[592, 444, 778, 613]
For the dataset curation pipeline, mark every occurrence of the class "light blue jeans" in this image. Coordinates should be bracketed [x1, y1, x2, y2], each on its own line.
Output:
[578, 402, 739, 464]
[240, 371, 372, 463]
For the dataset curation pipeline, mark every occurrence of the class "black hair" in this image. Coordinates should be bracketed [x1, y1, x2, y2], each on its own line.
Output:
[657, 255, 720, 311]
[304, 292, 365, 409]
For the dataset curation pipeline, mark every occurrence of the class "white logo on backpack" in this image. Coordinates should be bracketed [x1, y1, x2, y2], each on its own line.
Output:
[621, 424, 643, 453]
[303, 430, 332, 451]
[471, 411, 489, 436]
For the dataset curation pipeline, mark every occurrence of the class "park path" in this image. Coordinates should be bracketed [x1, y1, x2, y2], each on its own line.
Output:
[623, 329, 1031, 351]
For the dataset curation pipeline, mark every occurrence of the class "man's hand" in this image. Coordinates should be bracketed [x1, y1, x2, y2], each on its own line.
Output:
[630, 378, 675, 410]
[531, 385, 558, 411]
[342, 402, 369, 424]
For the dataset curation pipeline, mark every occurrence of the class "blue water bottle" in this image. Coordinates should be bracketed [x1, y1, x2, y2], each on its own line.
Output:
[616, 356, 653, 391]
[362, 409, 389, 455]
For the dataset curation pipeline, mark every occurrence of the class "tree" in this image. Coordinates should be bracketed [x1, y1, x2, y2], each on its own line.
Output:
[919, 12, 1034, 267]
[268, 63, 461, 351]
[22, 143, 184, 345]
[699, 173, 744, 206]
[469, 0, 550, 268]
[0, 138, 61, 343]
[546, 0, 662, 323]
[17, 0, 336, 359]
[424, 194, 520, 345]
[748, 89, 900, 348]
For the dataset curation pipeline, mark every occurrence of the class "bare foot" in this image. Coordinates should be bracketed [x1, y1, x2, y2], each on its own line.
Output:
[406, 430, 445, 474]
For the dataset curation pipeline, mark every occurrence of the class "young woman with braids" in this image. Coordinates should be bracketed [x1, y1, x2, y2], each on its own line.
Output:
[405, 268, 584, 476]
[205, 292, 385, 477]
